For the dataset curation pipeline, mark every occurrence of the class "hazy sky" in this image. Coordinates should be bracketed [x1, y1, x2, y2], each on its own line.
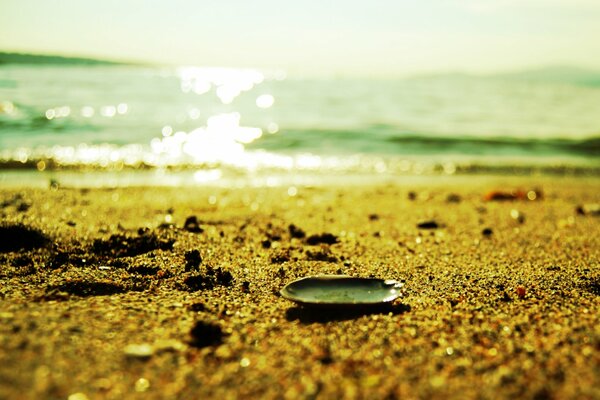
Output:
[1, 0, 599, 76]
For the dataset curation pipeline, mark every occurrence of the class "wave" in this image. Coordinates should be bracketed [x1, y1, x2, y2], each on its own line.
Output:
[248, 127, 600, 158]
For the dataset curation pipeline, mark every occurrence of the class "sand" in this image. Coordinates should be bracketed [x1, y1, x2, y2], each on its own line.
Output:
[0, 175, 599, 399]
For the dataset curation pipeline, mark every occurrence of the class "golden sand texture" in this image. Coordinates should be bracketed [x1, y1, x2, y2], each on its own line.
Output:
[0, 176, 599, 399]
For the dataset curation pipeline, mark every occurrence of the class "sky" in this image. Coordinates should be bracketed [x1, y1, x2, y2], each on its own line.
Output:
[1, 0, 600, 77]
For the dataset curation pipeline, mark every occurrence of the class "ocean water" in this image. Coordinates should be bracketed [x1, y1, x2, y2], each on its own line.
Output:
[1, 64, 599, 185]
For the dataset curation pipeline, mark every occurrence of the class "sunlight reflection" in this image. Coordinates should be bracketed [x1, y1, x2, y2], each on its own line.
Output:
[101, 105, 117, 117]
[0, 101, 15, 114]
[178, 66, 265, 104]
[151, 112, 263, 166]
[45, 106, 71, 120]
[117, 103, 128, 114]
[81, 106, 94, 118]
[256, 94, 274, 109]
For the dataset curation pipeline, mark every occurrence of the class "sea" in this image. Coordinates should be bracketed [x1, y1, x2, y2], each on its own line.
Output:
[1, 63, 599, 187]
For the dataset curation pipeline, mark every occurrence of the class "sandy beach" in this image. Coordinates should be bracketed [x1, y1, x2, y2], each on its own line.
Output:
[0, 175, 599, 399]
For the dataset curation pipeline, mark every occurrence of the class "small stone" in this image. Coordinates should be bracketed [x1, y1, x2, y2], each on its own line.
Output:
[135, 378, 150, 392]
[184, 249, 202, 272]
[240, 357, 251, 368]
[516, 286, 526, 299]
[288, 224, 306, 239]
[189, 321, 225, 348]
[408, 191, 417, 201]
[482, 228, 493, 236]
[124, 343, 154, 359]
[183, 216, 203, 233]
[417, 220, 439, 229]
[306, 233, 338, 245]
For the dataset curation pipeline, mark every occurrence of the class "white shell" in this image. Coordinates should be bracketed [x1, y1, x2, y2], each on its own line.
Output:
[280, 275, 403, 306]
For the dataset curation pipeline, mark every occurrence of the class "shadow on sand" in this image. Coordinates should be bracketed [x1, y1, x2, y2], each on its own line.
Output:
[285, 302, 411, 324]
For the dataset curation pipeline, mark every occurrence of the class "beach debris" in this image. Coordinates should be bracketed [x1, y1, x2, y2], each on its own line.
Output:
[576, 204, 600, 216]
[183, 216, 204, 233]
[288, 224, 306, 239]
[482, 228, 493, 236]
[280, 275, 403, 306]
[306, 233, 338, 245]
[189, 320, 225, 348]
[271, 248, 291, 264]
[510, 209, 525, 224]
[484, 189, 542, 202]
[305, 247, 338, 262]
[184, 249, 202, 271]
[0, 223, 50, 253]
[417, 220, 439, 229]
[183, 266, 233, 291]
[91, 233, 174, 257]
[124, 343, 154, 359]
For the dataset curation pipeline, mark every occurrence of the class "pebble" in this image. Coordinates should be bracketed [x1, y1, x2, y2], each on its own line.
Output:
[184, 216, 203, 233]
[189, 320, 225, 348]
[135, 378, 150, 392]
[417, 220, 439, 229]
[124, 343, 154, 359]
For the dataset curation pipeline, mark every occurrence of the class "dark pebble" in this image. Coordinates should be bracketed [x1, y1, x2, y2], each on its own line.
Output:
[241, 281, 250, 292]
[184, 249, 203, 272]
[482, 228, 493, 236]
[214, 268, 234, 286]
[271, 250, 291, 264]
[288, 224, 306, 239]
[261, 239, 272, 249]
[92, 233, 174, 258]
[184, 216, 204, 233]
[183, 274, 215, 291]
[306, 233, 338, 245]
[189, 321, 225, 348]
[408, 191, 417, 201]
[417, 220, 439, 229]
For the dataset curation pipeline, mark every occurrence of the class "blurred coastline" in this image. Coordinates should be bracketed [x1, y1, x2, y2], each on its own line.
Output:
[1, 53, 599, 187]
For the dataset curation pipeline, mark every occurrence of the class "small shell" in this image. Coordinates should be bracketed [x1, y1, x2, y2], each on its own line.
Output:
[280, 275, 403, 306]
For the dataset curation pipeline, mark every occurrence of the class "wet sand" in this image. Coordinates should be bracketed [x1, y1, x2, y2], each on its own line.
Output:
[0, 176, 599, 399]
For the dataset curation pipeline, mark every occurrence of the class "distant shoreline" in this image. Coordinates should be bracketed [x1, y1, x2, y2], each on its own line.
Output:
[0, 52, 135, 66]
